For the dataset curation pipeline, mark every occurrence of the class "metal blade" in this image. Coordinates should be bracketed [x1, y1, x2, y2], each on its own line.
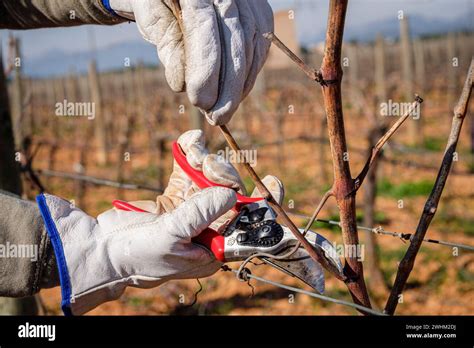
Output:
[304, 229, 344, 275]
[262, 229, 343, 294]
[263, 248, 325, 293]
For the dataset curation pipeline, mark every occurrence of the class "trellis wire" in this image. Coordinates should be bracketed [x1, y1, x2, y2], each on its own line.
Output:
[222, 267, 385, 316]
[35, 169, 163, 193]
[29, 166, 473, 252]
[26, 160, 472, 315]
[287, 212, 474, 252]
[30, 168, 473, 252]
[28, 152, 384, 315]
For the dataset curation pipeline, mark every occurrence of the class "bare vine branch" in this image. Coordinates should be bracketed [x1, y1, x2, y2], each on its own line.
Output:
[318, 0, 372, 311]
[352, 95, 424, 193]
[168, 0, 345, 281]
[219, 125, 345, 281]
[266, 0, 373, 311]
[263, 32, 324, 84]
[384, 59, 474, 315]
[303, 189, 334, 235]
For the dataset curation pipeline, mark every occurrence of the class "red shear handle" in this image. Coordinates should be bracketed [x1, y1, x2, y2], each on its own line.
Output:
[112, 200, 226, 262]
[191, 228, 226, 262]
[172, 141, 263, 210]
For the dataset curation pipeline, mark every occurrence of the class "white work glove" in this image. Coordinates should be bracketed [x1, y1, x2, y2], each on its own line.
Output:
[138, 129, 247, 215]
[36, 130, 283, 315]
[36, 188, 236, 315]
[105, 0, 274, 125]
[131, 129, 284, 228]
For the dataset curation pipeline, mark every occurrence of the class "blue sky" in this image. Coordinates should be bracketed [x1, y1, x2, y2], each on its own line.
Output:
[1, 0, 472, 60]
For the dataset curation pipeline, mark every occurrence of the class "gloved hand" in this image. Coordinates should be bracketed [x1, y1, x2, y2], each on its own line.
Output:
[128, 129, 284, 228]
[104, 0, 274, 125]
[36, 130, 283, 315]
[132, 129, 246, 216]
[37, 187, 235, 315]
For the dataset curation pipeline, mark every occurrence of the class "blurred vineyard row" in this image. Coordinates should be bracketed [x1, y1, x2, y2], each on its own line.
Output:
[1, 17, 473, 314]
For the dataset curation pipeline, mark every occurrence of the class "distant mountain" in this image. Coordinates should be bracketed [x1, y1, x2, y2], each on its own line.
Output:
[23, 13, 472, 77]
[302, 13, 473, 46]
[346, 14, 473, 42]
[23, 40, 158, 78]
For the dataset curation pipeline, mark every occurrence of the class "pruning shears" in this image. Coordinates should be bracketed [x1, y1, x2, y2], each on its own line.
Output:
[113, 141, 343, 294]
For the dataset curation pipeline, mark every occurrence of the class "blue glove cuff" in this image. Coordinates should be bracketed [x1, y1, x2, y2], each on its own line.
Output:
[101, 0, 118, 17]
[36, 194, 73, 316]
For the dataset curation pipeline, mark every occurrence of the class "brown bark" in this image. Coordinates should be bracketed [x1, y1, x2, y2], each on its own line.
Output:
[219, 125, 345, 281]
[385, 59, 473, 315]
[319, 0, 371, 309]
[169, 0, 345, 281]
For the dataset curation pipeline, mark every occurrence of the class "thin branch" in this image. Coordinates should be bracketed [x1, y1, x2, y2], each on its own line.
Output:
[384, 59, 474, 315]
[170, 0, 184, 32]
[263, 32, 324, 85]
[303, 189, 334, 235]
[218, 125, 345, 280]
[287, 211, 474, 252]
[173, 0, 365, 307]
[352, 95, 424, 193]
[168, 0, 344, 280]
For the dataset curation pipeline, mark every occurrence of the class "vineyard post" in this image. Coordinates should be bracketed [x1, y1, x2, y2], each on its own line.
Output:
[318, 116, 329, 184]
[346, 42, 359, 100]
[360, 33, 389, 296]
[413, 38, 426, 96]
[447, 33, 457, 109]
[374, 34, 387, 104]
[116, 68, 137, 198]
[362, 126, 388, 297]
[88, 61, 108, 165]
[400, 15, 419, 145]
[65, 71, 87, 206]
[47, 79, 65, 177]
[275, 108, 286, 174]
[9, 35, 27, 148]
